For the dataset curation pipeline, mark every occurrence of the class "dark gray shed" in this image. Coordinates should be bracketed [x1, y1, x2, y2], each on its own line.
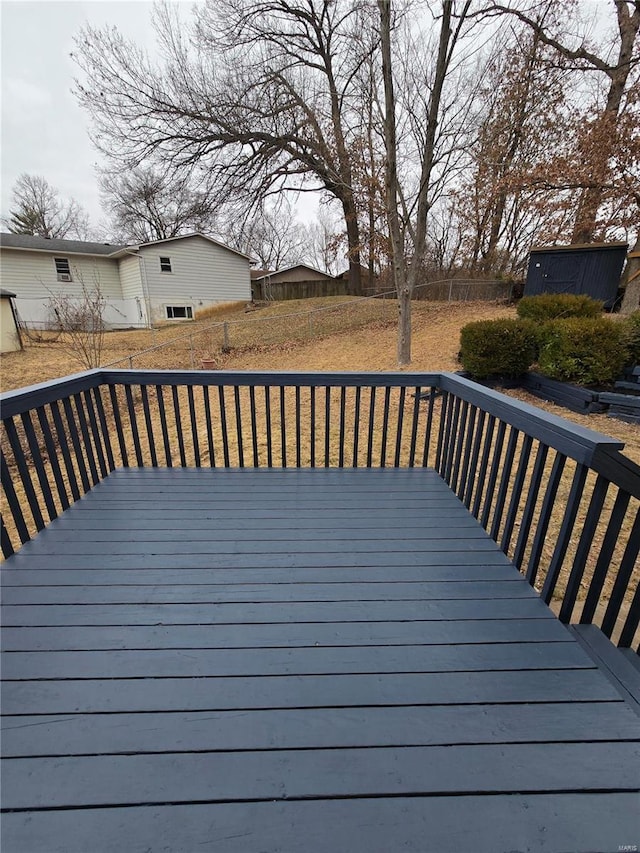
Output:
[524, 242, 628, 308]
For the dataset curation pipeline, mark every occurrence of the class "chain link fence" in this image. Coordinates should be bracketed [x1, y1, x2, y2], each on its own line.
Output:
[102, 278, 516, 370]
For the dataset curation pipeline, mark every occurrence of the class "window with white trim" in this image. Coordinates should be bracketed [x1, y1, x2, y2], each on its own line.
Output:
[54, 258, 72, 282]
[159, 256, 172, 273]
[166, 305, 193, 320]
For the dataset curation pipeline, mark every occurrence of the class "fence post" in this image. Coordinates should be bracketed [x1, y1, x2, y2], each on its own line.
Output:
[308, 313, 313, 338]
[190, 335, 195, 369]
[448, 280, 453, 302]
[223, 322, 230, 351]
[128, 356, 133, 369]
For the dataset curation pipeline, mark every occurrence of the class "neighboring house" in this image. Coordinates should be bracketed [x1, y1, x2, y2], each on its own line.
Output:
[0, 232, 251, 328]
[253, 264, 334, 285]
[251, 264, 337, 301]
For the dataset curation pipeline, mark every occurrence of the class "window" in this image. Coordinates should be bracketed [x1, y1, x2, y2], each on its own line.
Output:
[54, 258, 72, 282]
[159, 256, 172, 273]
[166, 305, 193, 320]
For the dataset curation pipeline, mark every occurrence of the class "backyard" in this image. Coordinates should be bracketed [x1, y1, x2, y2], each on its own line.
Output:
[2, 297, 638, 465]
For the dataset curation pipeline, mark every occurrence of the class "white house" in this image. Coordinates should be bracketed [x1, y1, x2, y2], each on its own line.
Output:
[0, 232, 252, 329]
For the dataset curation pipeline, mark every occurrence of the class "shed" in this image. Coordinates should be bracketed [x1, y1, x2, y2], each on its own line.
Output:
[0, 289, 22, 352]
[524, 242, 628, 308]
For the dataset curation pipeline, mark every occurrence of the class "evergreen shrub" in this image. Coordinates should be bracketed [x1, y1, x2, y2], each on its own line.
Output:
[622, 311, 640, 365]
[537, 317, 627, 386]
[517, 293, 603, 323]
[459, 319, 537, 379]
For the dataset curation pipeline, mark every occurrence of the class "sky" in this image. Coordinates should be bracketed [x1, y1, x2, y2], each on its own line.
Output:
[1, 1, 192, 232]
[0, 0, 321, 235]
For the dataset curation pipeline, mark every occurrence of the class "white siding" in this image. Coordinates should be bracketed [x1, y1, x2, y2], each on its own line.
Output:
[14, 296, 144, 329]
[0, 249, 147, 329]
[0, 249, 122, 300]
[139, 236, 251, 322]
[118, 255, 144, 299]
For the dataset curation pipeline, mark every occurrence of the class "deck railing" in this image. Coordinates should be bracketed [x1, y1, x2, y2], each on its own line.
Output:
[1, 369, 639, 650]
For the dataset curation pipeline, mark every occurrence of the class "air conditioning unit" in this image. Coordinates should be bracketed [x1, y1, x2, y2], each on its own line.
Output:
[59, 274, 71, 282]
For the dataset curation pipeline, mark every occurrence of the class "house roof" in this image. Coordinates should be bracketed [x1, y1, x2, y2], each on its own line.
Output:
[250, 269, 273, 280]
[254, 263, 331, 282]
[131, 233, 252, 260]
[0, 233, 126, 256]
[0, 288, 17, 298]
[0, 231, 251, 261]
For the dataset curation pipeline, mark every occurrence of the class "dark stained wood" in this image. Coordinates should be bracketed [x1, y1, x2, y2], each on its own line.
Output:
[1, 794, 637, 853]
[5, 742, 640, 810]
[1, 669, 622, 716]
[2, 467, 638, 852]
[3, 581, 549, 604]
[4, 703, 639, 757]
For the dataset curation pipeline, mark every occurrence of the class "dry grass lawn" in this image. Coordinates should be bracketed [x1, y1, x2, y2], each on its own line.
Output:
[3, 296, 636, 461]
[1, 296, 638, 639]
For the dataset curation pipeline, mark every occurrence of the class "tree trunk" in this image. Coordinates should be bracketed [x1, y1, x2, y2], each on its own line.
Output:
[621, 236, 640, 315]
[378, 0, 410, 363]
[397, 285, 412, 365]
[342, 197, 362, 295]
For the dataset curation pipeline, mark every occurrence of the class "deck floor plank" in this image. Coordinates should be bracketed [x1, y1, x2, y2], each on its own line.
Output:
[2, 467, 638, 852]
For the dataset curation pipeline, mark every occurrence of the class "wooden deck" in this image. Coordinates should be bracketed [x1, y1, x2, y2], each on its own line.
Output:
[2, 467, 639, 852]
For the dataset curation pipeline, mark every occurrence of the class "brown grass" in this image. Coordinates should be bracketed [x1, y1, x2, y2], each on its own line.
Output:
[2, 296, 637, 460]
[2, 296, 638, 639]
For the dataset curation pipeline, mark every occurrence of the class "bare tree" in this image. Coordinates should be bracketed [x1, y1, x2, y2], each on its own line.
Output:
[99, 166, 215, 242]
[455, 21, 574, 273]
[378, 0, 476, 364]
[73, 0, 376, 293]
[219, 198, 309, 270]
[4, 174, 90, 239]
[47, 273, 107, 369]
[302, 206, 345, 276]
[489, 0, 640, 243]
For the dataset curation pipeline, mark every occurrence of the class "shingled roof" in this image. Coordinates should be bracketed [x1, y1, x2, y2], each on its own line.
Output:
[0, 233, 126, 256]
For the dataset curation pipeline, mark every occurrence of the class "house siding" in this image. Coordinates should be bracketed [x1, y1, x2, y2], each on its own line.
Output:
[118, 255, 144, 300]
[0, 249, 122, 298]
[0, 249, 130, 328]
[139, 236, 251, 322]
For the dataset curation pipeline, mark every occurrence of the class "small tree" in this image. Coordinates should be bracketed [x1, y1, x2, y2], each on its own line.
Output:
[5, 174, 90, 239]
[47, 273, 107, 369]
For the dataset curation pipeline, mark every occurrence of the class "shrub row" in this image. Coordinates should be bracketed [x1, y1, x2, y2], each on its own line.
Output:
[459, 295, 638, 386]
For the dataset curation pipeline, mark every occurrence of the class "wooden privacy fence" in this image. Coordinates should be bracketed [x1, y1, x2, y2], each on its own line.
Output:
[1, 370, 639, 649]
[252, 278, 351, 301]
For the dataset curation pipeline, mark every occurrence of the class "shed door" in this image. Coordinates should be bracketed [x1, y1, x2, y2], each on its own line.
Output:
[538, 255, 582, 294]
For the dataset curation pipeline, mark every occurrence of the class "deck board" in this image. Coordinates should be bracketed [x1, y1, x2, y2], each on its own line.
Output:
[2, 467, 639, 852]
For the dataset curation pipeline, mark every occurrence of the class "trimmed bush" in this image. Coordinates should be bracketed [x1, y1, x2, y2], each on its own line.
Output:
[622, 311, 640, 365]
[459, 319, 537, 379]
[537, 317, 627, 386]
[517, 293, 603, 323]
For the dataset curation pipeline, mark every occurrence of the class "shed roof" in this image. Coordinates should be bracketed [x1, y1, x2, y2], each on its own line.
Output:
[529, 241, 628, 254]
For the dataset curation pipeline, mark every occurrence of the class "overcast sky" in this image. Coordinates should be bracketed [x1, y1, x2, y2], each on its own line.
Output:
[0, 1, 187, 232]
[1, 0, 321, 235]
